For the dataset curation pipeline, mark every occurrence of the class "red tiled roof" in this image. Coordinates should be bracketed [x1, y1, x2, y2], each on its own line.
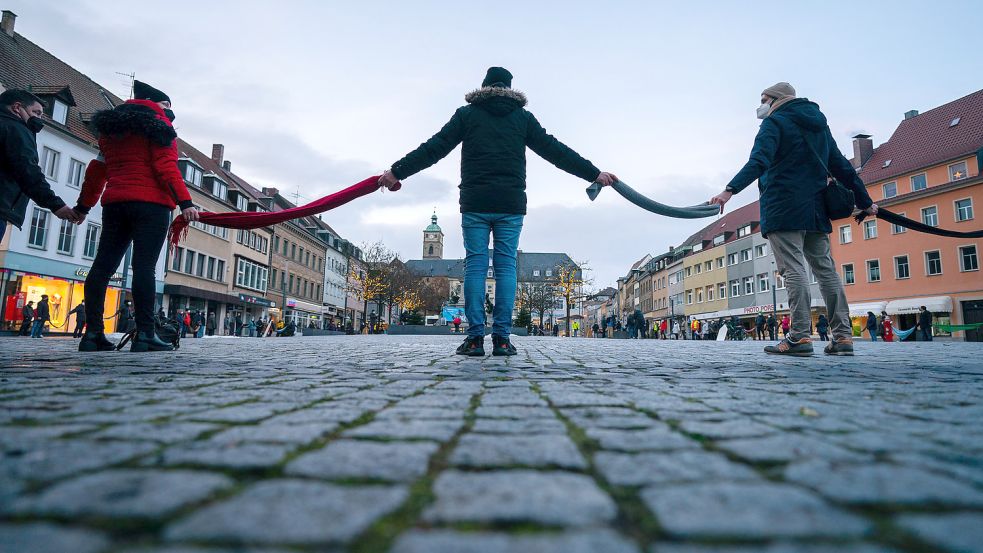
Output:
[858, 88, 983, 184]
[0, 31, 123, 145]
[681, 200, 761, 249]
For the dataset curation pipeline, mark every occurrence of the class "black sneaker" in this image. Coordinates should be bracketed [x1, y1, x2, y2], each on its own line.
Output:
[79, 331, 115, 352]
[455, 336, 484, 357]
[492, 334, 517, 356]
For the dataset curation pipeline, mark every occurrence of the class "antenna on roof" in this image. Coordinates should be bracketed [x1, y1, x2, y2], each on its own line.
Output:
[115, 71, 135, 99]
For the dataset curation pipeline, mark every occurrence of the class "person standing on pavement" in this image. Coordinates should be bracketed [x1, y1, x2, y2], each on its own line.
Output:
[31, 294, 51, 338]
[0, 89, 82, 245]
[767, 314, 777, 341]
[880, 310, 894, 342]
[781, 314, 791, 338]
[917, 306, 933, 341]
[866, 311, 878, 342]
[75, 81, 199, 352]
[816, 313, 830, 342]
[755, 313, 766, 340]
[69, 300, 87, 338]
[710, 82, 877, 357]
[19, 300, 34, 336]
[377, 67, 618, 357]
[235, 313, 243, 338]
[206, 311, 216, 336]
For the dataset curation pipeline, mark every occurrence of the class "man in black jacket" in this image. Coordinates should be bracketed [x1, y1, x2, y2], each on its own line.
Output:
[917, 306, 933, 341]
[69, 300, 87, 338]
[0, 90, 80, 243]
[32, 294, 51, 338]
[19, 300, 34, 336]
[378, 67, 617, 357]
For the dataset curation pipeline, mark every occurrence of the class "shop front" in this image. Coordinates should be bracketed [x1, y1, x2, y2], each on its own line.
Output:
[283, 297, 323, 331]
[885, 295, 953, 340]
[162, 284, 240, 336]
[227, 293, 275, 336]
[1, 266, 125, 334]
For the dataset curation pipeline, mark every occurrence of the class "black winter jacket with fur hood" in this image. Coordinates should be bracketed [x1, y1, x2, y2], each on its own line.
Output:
[391, 87, 600, 215]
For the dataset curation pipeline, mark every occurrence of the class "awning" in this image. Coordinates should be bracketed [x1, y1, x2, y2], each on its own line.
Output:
[885, 296, 952, 315]
[848, 301, 887, 317]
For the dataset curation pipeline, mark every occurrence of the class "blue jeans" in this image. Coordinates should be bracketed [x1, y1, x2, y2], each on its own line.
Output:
[462, 213, 523, 338]
[868, 329, 877, 341]
[31, 319, 45, 338]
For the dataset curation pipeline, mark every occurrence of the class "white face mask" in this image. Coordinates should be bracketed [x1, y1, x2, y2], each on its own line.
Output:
[756, 101, 772, 119]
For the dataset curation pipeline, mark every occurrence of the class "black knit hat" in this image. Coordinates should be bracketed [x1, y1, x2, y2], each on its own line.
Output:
[133, 80, 170, 103]
[481, 67, 512, 89]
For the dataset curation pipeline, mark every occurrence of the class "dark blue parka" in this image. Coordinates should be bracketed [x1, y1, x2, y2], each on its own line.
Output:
[726, 99, 873, 237]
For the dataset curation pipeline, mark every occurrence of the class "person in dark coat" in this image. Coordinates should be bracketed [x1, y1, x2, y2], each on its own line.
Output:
[917, 306, 933, 341]
[866, 311, 878, 342]
[206, 311, 216, 336]
[69, 300, 87, 338]
[19, 300, 34, 336]
[378, 67, 617, 357]
[75, 81, 199, 352]
[767, 314, 777, 341]
[816, 314, 830, 342]
[0, 89, 80, 244]
[711, 82, 877, 357]
[235, 313, 243, 337]
[755, 313, 766, 340]
[31, 295, 51, 338]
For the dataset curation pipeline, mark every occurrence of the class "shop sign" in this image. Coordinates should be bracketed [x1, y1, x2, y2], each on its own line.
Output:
[238, 293, 275, 308]
[75, 268, 124, 284]
[287, 299, 297, 308]
[743, 304, 774, 315]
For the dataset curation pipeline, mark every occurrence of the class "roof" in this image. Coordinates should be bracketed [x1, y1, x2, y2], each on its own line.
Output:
[425, 213, 442, 232]
[680, 201, 760, 250]
[0, 29, 123, 145]
[858, 88, 983, 184]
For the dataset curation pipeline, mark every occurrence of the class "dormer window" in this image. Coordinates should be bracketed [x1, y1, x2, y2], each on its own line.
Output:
[882, 159, 892, 168]
[183, 163, 203, 187]
[52, 100, 68, 125]
[235, 194, 248, 211]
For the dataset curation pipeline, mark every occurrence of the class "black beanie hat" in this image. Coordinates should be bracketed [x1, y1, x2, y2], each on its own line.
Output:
[133, 80, 170, 103]
[481, 67, 513, 89]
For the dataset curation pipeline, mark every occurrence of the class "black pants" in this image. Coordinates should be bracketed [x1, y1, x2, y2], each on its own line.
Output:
[73, 321, 86, 338]
[19, 318, 31, 336]
[85, 202, 170, 334]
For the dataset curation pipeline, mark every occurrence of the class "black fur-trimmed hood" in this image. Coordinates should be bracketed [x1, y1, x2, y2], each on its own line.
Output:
[92, 101, 176, 146]
[465, 86, 527, 116]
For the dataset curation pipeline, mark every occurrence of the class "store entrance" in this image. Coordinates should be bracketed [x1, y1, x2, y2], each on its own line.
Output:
[963, 300, 983, 342]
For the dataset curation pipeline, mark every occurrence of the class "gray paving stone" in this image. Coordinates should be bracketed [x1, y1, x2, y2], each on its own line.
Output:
[390, 529, 640, 553]
[2, 440, 158, 481]
[183, 403, 294, 423]
[165, 479, 407, 544]
[92, 422, 219, 443]
[376, 407, 463, 420]
[120, 547, 296, 553]
[286, 439, 437, 481]
[345, 418, 463, 441]
[678, 419, 778, 439]
[474, 405, 556, 419]
[641, 482, 870, 538]
[470, 418, 568, 434]
[896, 512, 983, 553]
[425, 470, 617, 526]
[786, 460, 983, 506]
[595, 450, 760, 486]
[716, 434, 869, 463]
[209, 422, 337, 444]
[544, 391, 629, 407]
[585, 427, 697, 451]
[0, 522, 110, 553]
[14, 469, 233, 518]
[651, 544, 896, 553]
[450, 433, 586, 469]
[158, 442, 292, 469]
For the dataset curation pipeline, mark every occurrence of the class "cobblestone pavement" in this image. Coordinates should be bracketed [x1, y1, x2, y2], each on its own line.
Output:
[1, 335, 982, 553]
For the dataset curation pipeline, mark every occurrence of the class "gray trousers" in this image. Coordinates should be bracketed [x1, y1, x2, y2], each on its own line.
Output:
[768, 231, 851, 342]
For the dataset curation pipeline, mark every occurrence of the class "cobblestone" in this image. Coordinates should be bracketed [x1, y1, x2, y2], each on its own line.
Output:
[2, 335, 981, 552]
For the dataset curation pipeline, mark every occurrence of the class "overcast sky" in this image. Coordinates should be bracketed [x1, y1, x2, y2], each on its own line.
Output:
[11, 0, 981, 288]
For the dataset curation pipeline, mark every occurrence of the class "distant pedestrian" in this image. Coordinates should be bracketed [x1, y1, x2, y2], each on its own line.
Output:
[453, 316, 462, 333]
[660, 319, 668, 339]
[755, 313, 766, 340]
[780, 314, 791, 338]
[31, 294, 51, 338]
[69, 300, 87, 338]
[19, 300, 34, 336]
[672, 320, 680, 340]
[866, 311, 878, 342]
[816, 314, 829, 341]
[197, 311, 206, 338]
[235, 314, 243, 337]
[248, 318, 257, 337]
[592, 322, 600, 338]
[206, 311, 216, 336]
[881, 311, 894, 342]
[767, 314, 777, 341]
[572, 320, 580, 337]
[917, 306, 933, 341]
[552, 324, 559, 337]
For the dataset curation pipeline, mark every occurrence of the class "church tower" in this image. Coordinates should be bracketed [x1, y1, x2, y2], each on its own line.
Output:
[423, 212, 443, 259]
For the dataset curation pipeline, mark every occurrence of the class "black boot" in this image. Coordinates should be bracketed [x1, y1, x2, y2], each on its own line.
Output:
[79, 331, 115, 352]
[455, 335, 484, 357]
[131, 330, 174, 352]
[492, 334, 517, 356]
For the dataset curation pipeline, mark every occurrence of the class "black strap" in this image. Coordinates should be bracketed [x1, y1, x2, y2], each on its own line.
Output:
[858, 209, 983, 239]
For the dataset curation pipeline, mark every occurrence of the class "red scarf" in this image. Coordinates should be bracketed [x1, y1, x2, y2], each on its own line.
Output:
[168, 176, 390, 249]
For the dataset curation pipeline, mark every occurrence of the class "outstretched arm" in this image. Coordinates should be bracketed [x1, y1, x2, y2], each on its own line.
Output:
[384, 110, 466, 188]
[525, 112, 603, 182]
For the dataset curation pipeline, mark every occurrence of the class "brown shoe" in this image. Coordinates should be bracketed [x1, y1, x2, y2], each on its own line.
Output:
[824, 338, 854, 356]
[764, 336, 814, 356]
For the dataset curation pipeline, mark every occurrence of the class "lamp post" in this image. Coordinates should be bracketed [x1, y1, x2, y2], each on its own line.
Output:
[771, 260, 778, 336]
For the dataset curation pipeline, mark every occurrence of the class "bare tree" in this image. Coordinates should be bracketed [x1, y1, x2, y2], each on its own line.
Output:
[550, 260, 592, 336]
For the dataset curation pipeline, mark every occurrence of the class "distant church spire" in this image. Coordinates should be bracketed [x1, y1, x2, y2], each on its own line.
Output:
[423, 211, 443, 259]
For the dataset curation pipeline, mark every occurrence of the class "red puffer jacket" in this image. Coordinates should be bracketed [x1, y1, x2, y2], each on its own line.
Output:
[76, 99, 192, 212]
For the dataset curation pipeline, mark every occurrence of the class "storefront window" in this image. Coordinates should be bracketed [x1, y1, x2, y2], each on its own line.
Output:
[2, 274, 121, 332]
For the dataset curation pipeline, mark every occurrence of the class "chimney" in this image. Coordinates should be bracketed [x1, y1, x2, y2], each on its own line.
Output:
[222, 160, 231, 172]
[262, 187, 279, 197]
[211, 144, 224, 165]
[851, 134, 874, 169]
[904, 110, 919, 120]
[1, 11, 16, 37]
